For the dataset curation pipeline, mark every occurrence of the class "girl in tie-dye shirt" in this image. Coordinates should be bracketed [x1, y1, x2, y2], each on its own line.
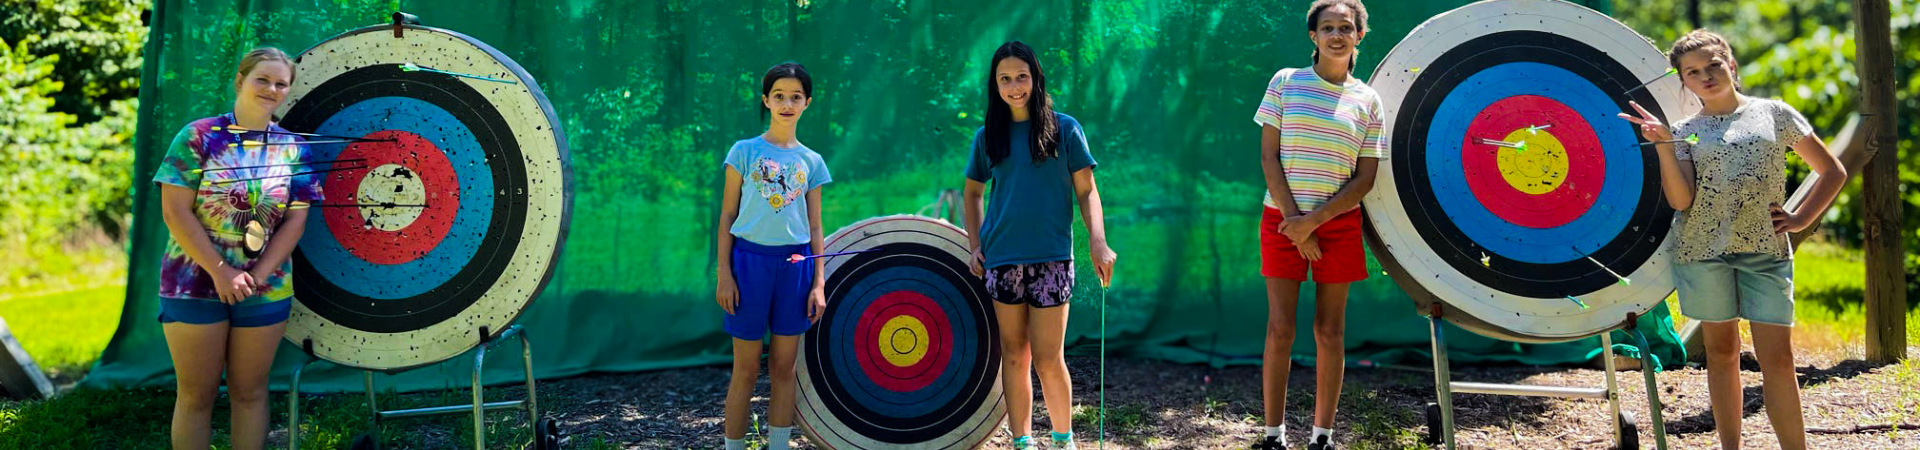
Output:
[151, 47, 320, 449]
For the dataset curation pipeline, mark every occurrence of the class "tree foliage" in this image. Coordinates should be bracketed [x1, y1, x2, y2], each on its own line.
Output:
[0, 0, 147, 289]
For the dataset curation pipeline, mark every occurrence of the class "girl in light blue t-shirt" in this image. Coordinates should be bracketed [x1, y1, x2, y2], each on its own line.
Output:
[715, 62, 831, 450]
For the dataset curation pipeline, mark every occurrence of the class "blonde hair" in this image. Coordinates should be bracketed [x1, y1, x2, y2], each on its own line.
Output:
[233, 47, 296, 90]
[1667, 29, 1740, 91]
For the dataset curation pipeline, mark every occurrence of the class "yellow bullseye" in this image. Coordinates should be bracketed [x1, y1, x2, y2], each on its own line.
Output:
[879, 315, 930, 368]
[1496, 129, 1570, 195]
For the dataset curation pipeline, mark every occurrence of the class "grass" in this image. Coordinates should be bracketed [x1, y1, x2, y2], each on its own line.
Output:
[0, 384, 561, 449]
[0, 284, 124, 384]
[1074, 402, 1149, 438]
[1344, 388, 1428, 450]
[0, 239, 126, 301]
[1792, 241, 1920, 353]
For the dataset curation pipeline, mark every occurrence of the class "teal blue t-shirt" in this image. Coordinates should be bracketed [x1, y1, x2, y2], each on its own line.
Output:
[726, 136, 832, 246]
[964, 112, 1097, 268]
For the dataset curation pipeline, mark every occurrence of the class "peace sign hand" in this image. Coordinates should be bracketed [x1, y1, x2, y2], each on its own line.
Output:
[1615, 101, 1674, 144]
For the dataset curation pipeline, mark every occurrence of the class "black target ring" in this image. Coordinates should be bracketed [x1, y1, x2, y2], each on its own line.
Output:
[1364, 0, 1692, 340]
[278, 24, 570, 371]
[283, 63, 527, 333]
[1392, 30, 1676, 298]
[797, 216, 1006, 450]
[806, 245, 998, 442]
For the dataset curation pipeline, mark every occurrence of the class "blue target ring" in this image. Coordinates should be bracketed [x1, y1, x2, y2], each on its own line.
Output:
[1383, 30, 1675, 298]
[827, 267, 978, 418]
[1424, 62, 1643, 264]
[298, 97, 495, 299]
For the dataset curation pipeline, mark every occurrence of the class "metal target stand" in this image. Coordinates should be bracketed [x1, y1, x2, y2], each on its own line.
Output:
[1421, 304, 1668, 450]
[287, 324, 564, 450]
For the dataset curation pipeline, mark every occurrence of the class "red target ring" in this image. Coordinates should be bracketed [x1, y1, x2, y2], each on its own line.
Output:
[1460, 95, 1605, 229]
[853, 290, 953, 393]
[320, 130, 460, 265]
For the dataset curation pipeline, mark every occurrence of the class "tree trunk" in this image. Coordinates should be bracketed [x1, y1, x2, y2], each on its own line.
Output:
[1852, 0, 1906, 363]
[1687, 0, 1702, 29]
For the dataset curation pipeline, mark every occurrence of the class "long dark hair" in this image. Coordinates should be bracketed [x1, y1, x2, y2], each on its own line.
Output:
[983, 41, 1060, 166]
[1306, 0, 1369, 73]
[760, 62, 813, 119]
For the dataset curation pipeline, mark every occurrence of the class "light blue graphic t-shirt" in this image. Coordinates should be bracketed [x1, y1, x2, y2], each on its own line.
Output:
[725, 136, 832, 246]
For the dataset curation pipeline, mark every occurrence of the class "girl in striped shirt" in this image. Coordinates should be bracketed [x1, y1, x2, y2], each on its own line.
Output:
[1251, 1, 1386, 449]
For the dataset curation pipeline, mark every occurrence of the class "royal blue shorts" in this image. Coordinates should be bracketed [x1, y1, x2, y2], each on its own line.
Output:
[724, 238, 815, 340]
[157, 297, 293, 328]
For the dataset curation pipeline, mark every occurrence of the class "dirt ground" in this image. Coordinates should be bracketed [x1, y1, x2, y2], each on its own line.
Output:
[522, 344, 1918, 449]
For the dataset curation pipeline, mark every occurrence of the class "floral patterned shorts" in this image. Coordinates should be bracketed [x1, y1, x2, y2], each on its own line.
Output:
[985, 260, 1075, 308]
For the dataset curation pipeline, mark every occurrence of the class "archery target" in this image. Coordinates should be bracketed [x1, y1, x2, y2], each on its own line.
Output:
[798, 216, 1005, 450]
[1363, 0, 1698, 340]
[279, 24, 570, 371]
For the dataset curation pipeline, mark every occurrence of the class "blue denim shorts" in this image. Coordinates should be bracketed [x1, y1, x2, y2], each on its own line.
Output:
[157, 297, 293, 328]
[1675, 253, 1795, 327]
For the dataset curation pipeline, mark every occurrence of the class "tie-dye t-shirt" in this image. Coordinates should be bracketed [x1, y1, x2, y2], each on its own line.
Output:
[1251, 68, 1388, 212]
[725, 136, 832, 246]
[151, 113, 324, 304]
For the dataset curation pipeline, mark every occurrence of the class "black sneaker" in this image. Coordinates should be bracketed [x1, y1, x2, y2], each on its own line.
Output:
[1305, 434, 1333, 450]
[1250, 436, 1287, 450]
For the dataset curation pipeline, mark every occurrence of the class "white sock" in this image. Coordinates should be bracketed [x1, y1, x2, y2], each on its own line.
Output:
[724, 437, 745, 450]
[1267, 425, 1287, 445]
[768, 426, 793, 450]
[1311, 426, 1332, 443]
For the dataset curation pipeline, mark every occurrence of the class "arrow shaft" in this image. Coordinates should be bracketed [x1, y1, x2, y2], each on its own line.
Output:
[1475, 138, 1524, 149]
[306, 203, 429, 208]
[413, 66, 517, 84]
[195, 158, 366, 173]
[217, 126, 389, 142]
[1623, 70, 1677, 95]
[209, 166, 368, 185]
[1584, 255, 1630, 282]
[233, 139, 373, 147]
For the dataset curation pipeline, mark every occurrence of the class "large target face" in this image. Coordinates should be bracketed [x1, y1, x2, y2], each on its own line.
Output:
[1363, 0, 1697, 340]
[797, 216, 1005, 449]
[279, 25, 570, 371]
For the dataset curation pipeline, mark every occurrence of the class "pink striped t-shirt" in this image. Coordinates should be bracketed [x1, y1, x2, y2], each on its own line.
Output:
[1252, 68, 1388, 212]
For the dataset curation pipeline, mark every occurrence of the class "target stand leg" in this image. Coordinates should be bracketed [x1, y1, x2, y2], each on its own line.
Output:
[312, 324, 540, 450]
[1601, 332, 1626, 448]
[1624, 322, 1669, 450]
[1427, 307, 1459, 450]
[1427, 304, 1628, 449]
[288, 343, 321, 450]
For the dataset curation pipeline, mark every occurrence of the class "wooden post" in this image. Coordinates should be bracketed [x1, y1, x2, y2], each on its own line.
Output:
[1687, 0, 1702, 29]
[1853, 0, 1906, 363]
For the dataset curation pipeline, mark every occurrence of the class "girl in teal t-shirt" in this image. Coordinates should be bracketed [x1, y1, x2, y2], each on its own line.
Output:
[962, 40, 1116, 450]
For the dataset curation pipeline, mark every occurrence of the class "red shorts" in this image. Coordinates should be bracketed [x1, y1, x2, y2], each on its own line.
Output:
[1260, 207, 1369, 284]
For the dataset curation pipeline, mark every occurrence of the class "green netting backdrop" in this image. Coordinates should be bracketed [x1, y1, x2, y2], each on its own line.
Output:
[83, 0, 1680, 392]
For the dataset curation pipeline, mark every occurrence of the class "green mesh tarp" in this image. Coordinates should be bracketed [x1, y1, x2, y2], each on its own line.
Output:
[84, 0, 1677, 393]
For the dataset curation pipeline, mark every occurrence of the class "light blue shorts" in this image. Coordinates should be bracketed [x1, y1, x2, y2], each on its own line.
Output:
[1674, 253, 1795, 327]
